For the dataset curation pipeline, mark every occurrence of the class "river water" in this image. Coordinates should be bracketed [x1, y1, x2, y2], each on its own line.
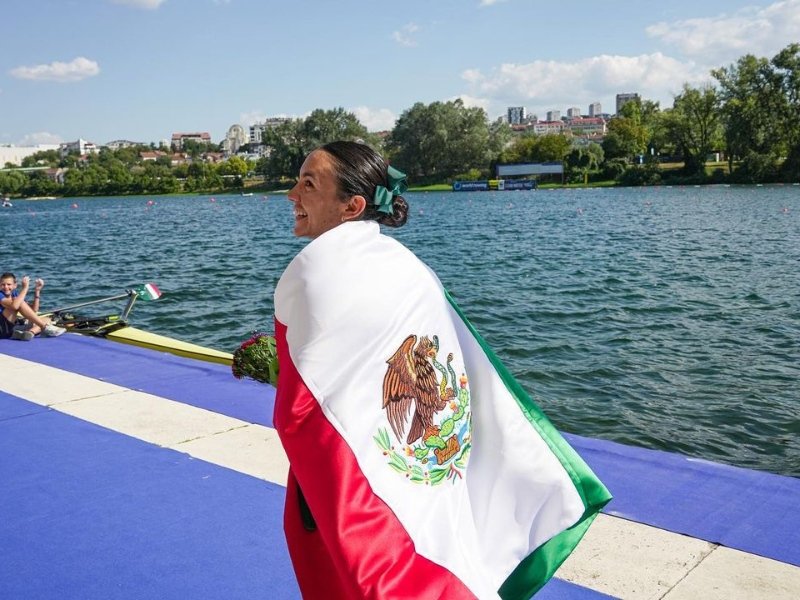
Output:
[2, 186, 798, 477]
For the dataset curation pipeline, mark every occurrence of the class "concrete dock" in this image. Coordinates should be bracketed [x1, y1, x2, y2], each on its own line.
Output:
[1, 334, 798, 599]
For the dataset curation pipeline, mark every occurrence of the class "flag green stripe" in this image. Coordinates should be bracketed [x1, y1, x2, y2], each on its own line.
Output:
[444, 290, 612, 598]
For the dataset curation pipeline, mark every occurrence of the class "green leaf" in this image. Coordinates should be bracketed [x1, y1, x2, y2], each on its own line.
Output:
[423, 434, 446, 450]
[429, 468, 447, 485]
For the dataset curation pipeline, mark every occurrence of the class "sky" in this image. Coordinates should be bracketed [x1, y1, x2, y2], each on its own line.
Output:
[2, 0, 800, 146]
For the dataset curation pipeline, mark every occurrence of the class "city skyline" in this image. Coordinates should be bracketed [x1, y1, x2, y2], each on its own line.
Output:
[3, 0, 800, 146]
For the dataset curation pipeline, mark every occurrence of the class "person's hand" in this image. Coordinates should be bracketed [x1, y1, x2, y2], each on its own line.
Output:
[35, 278, 45, 292]
[21, 276, 30, 289]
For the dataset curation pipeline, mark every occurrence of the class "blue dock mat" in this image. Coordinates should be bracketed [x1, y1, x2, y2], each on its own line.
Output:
[565, 433, 800, 567]
[0, 391, 298, 600]
[0, 333, 276, 427]
[3, 336, 799, 568]
[0, 390, 608, 599]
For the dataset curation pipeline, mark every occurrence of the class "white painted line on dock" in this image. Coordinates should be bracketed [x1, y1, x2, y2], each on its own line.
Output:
[1, 353, 799, 600]
[0, 353, 289, 485]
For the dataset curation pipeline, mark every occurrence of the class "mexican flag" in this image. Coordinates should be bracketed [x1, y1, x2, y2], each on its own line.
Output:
[133, 283, 162, 301]
[273, 221, 611, 599]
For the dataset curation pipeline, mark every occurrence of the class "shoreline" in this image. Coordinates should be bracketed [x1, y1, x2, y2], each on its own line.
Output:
[5, 180, 800, 201]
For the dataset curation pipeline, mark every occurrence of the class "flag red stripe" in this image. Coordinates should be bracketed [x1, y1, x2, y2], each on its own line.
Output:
[274, 319, 477, 600]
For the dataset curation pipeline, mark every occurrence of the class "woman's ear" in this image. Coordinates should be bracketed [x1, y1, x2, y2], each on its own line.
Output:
[343, 195, 367, 221]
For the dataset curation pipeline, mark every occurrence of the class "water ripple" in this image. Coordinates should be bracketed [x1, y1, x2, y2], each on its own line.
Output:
[3, 187, 798, 476]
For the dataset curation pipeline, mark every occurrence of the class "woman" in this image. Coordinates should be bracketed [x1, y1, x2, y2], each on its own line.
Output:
[273, 141, 610, 599]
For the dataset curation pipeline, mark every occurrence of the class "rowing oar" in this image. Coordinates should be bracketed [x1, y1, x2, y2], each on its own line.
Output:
[48, 283, 162, 320]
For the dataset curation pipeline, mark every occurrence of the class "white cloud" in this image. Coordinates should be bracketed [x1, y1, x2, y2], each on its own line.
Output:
[462, 53, 709, 116]
[448, 95, 491, 112]
[647, 0, 800, 63]
[350, 106, 397, 131]
[479, 0, 507, 6]
[461, 69, 483, 85]
[392, 23, 420, 47]
[17, 132, 64, 146]
[239, 110, 296, 126]
[239, 110, 267, 126]
[10, 57, 100, 82]
[110, 0, 167, 8]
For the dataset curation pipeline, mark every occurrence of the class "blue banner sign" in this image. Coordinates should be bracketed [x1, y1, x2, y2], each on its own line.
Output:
[452, 179, 536, 192]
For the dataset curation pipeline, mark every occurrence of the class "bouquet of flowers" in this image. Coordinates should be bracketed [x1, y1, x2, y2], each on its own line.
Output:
[231, 332, 279, 386]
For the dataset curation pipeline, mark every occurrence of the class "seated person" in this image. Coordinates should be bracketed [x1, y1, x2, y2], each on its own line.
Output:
[1, 273, 66, 341]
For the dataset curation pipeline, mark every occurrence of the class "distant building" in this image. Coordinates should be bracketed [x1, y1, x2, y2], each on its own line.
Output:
[170, 153, 190, 166]
[202, 152, 225, 163]
[588, 102, 602, 117]
[507, 106, 526, 125]
[44, 168, 67, 184]
[249, 117, 291, 144]
[105, 139, 142, 150]
[171, 132, 211, 150]
[60, 139, 99, 156]
[0, 144, 61, 167]
[566, 107, 582, 119]
[616, 93, 640, 114]
[533, 121, 565, 135]
[139, 151, 167, 162]
[222, 124, 248, 156]
[565, 117, 607, 137]
[546, 110, 561, 122]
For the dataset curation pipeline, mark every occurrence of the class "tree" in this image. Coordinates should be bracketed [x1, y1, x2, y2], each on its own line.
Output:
[219, 155, 250, 178]
[23, 171, 58, 197]
[21, 150, 60, 168]
[387, 99, 499, 183]
[713, 54, 783, 178]
[662, 84, 721, 176]
[531, 134, 571, 162]
[603, 116, 647, 161]
[258, 108, 371, 181]
[772, 43, 800, 179]
[0, 170, 28, 195]
[566, 143, 604, 183]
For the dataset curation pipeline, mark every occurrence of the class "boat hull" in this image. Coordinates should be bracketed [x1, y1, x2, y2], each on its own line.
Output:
[106, 326, 233, 365]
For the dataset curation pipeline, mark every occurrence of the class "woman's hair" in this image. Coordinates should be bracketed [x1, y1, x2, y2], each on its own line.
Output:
[320, 141, 408, 228]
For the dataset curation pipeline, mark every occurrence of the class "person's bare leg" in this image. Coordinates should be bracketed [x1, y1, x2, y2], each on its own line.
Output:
[14, 301, 50, 334]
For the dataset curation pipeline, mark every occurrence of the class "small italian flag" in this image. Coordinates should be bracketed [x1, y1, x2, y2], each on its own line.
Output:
[273, 221, 611, 599]
[133, 283, 162, 301]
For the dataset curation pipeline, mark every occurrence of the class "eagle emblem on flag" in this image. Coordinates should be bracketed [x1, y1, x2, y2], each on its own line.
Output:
[375, 334, 472, 485]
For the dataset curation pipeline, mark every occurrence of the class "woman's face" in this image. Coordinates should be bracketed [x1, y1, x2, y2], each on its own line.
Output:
[287, 150, 348, 239]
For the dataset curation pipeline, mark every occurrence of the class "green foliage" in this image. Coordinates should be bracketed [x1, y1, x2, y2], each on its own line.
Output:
[257, 108, 372, 181]
[387, 99, 501, 183]
[712, 43, 800, 182]
[565, 143, 604, 182]
[20, 150, 60, 168]
[499, 133, 571, 164]
[661, 84, 722, 176]
[453, 168, 484, 181]
[601, 158, 628, 180]
[231, 334, 279, 386]
[617, 163, 661, 186]
[7, 43, 800, 197]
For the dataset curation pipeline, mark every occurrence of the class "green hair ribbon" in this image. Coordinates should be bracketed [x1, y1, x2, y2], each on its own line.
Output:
[373, 165, 407, 215]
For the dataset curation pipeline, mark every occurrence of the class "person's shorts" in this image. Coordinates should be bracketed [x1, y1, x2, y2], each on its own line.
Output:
[0, 314, 15, 339]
